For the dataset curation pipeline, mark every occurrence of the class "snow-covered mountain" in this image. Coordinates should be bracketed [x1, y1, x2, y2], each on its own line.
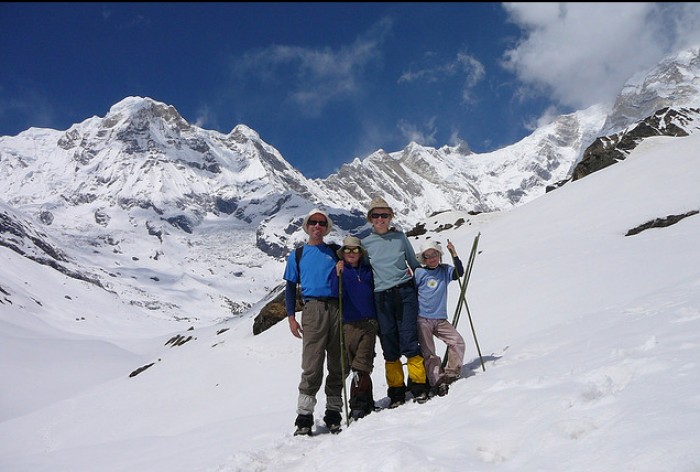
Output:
[602, 46, 700, 133]
[318, 103, 607, 219]
[1, 46, 700, 327]
[2, 115, 699, 472]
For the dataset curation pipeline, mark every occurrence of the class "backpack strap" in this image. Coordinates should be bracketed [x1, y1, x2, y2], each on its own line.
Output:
[295, 243, 341, 278]
[295, 246, 304, 278]
[294, 242, 341, 307]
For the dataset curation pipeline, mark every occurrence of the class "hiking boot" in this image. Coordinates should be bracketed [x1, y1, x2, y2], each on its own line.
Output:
[387, 386, 406, 409]
[294, 425, 313, 436]
[350, 408, 371, 421]
[436, 383, 449, 397]
[294, 414, 313, 437]
[323, 410, 342, 434]
[413, 391, 429, 404]
[349, 371, 375, 417]
[388, 398, 405, 409]
[409, 382, 429, 404]
[327, 423, 342, 434]
[444, 375, 459, 385]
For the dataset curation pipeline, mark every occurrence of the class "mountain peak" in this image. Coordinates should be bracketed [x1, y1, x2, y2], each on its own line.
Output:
[229, 124, 260, 140]
[604, 45, 700, 133]
[102, 96, 191, 132]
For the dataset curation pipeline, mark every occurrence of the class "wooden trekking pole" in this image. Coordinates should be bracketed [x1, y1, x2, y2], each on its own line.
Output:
[441, 252, 470, 370]
[338, 274, 350, 426]
[453, 233, 480, 326]
[442, 233, 485, 371]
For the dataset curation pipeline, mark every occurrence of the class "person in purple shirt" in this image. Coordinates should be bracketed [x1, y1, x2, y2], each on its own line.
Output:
[330, 235, 378, 420]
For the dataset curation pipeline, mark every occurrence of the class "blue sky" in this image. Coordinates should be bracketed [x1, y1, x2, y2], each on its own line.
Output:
[2, 3, 700, 178]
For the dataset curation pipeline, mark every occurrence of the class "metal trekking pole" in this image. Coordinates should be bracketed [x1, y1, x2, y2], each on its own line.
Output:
[338, 274, 350, 426]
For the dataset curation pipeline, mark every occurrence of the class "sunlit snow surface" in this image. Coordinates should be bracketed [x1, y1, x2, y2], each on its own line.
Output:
[1, 134, 699, 471]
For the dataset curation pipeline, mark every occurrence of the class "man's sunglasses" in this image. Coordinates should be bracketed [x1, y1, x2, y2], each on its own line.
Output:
[342, 247, 361, 254]
[371, 213, 391, 219]
[307, 219, 328, 227]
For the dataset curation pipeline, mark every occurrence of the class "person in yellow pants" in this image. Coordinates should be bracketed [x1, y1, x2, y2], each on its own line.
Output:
[360, 196, 429, 407]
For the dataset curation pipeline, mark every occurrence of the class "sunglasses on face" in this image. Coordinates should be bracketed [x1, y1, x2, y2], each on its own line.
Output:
[307, 219, 328, 227]
[371, 213, 391, 219]
[423, 251, 439, 259]
[342, 247, 361, 254]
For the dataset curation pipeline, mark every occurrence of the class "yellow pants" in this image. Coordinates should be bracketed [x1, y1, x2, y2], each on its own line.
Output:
[385, 355, 427, 387]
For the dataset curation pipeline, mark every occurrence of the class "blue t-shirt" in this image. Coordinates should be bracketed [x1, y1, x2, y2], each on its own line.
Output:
[414, 264, 455, 320]
[283, 243, 337, 299]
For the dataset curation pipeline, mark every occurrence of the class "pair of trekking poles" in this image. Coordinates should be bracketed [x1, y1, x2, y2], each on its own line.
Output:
[337, 232, 484, 426]
[442, 232, 484, 372]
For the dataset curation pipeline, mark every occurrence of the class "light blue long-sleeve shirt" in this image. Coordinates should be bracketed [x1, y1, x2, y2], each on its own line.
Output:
[361, 229, 420, 292]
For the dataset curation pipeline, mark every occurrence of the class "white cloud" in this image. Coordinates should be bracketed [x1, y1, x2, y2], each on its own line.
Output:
[0, 89, 55, 131]
[397, 116, 438, 146]
[527, 105, 561, 131]
[501, 2, 700, 111]
[230, 18, 392, 117]
[398, 50, 485, 104]
[447, 128, 467, 148]
[193, 103, 215, 130]
[457, 52, 486, 103]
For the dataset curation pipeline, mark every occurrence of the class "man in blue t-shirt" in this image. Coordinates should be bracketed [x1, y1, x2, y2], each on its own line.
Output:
[283, 208, 343, 436]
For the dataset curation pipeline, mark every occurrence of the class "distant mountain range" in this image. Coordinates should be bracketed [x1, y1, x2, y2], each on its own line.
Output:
[1, 46, 699, 326]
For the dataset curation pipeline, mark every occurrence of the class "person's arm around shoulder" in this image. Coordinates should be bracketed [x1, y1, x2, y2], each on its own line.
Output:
[403, 233, 421, 271]
[413, 266, 425, 287]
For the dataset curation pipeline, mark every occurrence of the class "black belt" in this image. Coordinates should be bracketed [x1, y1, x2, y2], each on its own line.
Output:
[385, 279, 414, 292]
[303, 297, 338, 303]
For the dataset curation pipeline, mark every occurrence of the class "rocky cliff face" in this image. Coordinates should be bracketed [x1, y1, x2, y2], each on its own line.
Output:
[572, 106, 700, 181]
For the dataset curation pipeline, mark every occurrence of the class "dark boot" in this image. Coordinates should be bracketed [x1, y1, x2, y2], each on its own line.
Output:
[349, 370, 375, 419]
[409, 381, 429, 404]
[294, 414, 313, 436]
[323, 409, 342, 434]
[387, 385, 406, 408]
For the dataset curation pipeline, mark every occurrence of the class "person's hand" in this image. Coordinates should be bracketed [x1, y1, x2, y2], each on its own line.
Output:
[336, 259, 344, 276]
[288, 315, 303, 338]
[447, 239, 457, 257]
